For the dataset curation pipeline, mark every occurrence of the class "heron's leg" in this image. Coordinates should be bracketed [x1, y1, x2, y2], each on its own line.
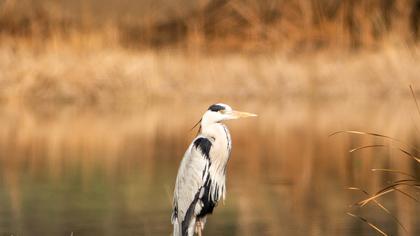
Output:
[195, 220, 203, 236]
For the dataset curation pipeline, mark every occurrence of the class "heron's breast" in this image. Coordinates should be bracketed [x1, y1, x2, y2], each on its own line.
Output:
[209, 141, 229, 162]
[206, 128, 230, 174]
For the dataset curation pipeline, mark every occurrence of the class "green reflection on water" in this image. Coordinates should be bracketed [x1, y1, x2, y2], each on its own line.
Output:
[0, 100, 419, 235]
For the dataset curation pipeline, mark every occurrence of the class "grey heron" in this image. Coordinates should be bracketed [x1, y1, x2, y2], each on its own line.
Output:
[171, 103, 257, 236]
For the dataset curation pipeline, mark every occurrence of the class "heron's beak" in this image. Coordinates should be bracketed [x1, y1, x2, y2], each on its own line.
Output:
[230, 110, 258, 119]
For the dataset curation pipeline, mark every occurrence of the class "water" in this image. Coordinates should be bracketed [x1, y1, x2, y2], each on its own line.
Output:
[0, 99, 419, 235]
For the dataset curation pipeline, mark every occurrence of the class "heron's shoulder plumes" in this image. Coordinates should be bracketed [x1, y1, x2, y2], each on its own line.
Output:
[193, 137, 212, 160]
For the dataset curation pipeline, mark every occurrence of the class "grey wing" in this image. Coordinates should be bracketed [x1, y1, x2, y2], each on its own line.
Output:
[172, 137, 211, 234]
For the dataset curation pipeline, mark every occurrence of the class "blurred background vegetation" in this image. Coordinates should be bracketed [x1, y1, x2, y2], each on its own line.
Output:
[0, 0, 420, 106]
[0, 0, 419, 235]
[2, 0, 420, 50]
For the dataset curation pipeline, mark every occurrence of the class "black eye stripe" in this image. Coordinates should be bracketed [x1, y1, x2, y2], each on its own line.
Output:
[208, 104, 225, 112]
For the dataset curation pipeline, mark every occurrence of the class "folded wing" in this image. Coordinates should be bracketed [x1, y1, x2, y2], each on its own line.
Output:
[172, 137, 212, 236]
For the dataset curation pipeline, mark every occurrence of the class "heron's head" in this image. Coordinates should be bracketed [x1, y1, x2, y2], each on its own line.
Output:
[199, 103, 257, 127]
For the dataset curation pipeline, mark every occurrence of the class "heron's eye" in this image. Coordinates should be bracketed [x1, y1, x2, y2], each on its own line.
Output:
[219, 110, 226, 114]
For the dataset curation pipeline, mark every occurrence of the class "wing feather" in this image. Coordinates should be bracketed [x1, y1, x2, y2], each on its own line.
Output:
[172, 137, 212, 233]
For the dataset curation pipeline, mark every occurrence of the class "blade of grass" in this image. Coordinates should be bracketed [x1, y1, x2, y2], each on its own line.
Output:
[330, 131, 401, 141]
[372, 168, 417, 179]
[393, 188, 420, 203]
[410, 85, 420, 118]
[358, 188, 396, 207]
[409, 85, 420, 135]
[370, 179, 418, 196]
[347, 143, 420, 164]
[330, 131, 420, 153]
[349, 145, 386, 153]
[396, 147, 420, 163]
[358, 180, 420, 206]
[164, 184, 172, 205]
[347, 187, 408, 233]
[347, 212, 388, 236]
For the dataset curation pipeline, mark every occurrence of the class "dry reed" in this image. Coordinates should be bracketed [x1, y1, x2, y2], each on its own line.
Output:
[1, 0, 420, 51]
[334, 88, 420, 236]
[1, 42, 420, 108]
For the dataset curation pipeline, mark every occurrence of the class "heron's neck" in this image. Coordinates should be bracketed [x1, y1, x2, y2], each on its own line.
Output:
[200, 122, 225, 137]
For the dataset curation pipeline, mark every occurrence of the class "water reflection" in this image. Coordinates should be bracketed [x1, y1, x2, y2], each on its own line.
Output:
[0, 98, 419, 235]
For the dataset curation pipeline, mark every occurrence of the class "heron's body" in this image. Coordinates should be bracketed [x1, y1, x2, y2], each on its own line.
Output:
[171, 104, 256, 236]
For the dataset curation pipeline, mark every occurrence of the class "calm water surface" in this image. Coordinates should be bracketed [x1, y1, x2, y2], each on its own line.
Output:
[0, 99, 419, 235]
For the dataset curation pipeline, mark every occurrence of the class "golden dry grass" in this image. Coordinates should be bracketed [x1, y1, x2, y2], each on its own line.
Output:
[1, 0, 420, 107]
[1, 38, 420, 109]
[1, 0, 420, 50]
